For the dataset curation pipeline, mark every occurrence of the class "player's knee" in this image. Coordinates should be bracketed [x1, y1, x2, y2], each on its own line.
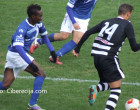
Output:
[41, 71, 46, 78]
[42, 73, 46, 78]
[37, 71, 46, 78]
[61, 34, 69, 40]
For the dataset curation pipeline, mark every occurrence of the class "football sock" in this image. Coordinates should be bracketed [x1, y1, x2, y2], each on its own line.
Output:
[0, 82, 5, 90]
[29, 76, 45, 106]
[105, 87, 121, 110]
[36, 33, 55, 45]
[37, 38, 43, 45]
[48, 33, 55, 42]
[56, 40, 76, 57]
[97, 82, 109, 92]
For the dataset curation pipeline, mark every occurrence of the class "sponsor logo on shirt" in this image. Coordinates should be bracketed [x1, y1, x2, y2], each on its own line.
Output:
[95, 37, 114, 45]
[27, 27, 38, 34]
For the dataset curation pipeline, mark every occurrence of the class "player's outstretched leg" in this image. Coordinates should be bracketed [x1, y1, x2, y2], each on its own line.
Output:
[56, 40, 76, 57]
[27, 76, 45, 110]
[30, 33, 55, 54]
[49, 40, 76, 65]
[88, 85, 98, 105]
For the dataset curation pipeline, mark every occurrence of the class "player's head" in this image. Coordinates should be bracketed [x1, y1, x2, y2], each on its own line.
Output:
[27, 4, 42, 24]
[118, 4, 133, 20]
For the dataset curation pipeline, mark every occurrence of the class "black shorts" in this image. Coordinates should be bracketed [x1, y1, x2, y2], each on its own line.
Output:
[94, 55, 125, 83]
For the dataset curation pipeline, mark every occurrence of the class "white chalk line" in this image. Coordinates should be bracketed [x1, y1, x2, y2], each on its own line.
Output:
[0, 75, 140, 86]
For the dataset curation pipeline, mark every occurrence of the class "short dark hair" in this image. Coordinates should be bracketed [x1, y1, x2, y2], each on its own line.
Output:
[118, 3, 133, 15]
[27, 4, 41, 17]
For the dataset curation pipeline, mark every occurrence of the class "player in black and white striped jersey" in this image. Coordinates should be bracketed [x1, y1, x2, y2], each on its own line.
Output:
[73, 3, 140, 110]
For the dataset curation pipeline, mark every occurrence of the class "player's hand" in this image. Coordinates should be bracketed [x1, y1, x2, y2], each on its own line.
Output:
[73, 50, 79, 57]
[73, 23, 80, 30]
[50, 51, 57, 62]
[29, 62, 39, 72]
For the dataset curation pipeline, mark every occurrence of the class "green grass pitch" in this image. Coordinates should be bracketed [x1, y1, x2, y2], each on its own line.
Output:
[0, 0, 140, 110]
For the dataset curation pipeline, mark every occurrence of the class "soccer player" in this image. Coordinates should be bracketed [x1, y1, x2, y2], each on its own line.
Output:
[0, 4, 58, 110]
[30, 0, 97, 64]
[73, 3, 140, 110]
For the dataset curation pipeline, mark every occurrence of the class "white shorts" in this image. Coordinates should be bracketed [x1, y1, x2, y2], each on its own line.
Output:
[5, 51, 34, 78]
[60, 13, 90, 33]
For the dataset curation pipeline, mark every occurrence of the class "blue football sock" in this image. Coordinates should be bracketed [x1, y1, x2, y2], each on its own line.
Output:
[0, 82, 5, 90]
[37, 38, 43, 45]
[56, 40, 76, 57]
[36, 33, 55, 45]
[29, 76, 45, 106]
[48, 33, 55, 42]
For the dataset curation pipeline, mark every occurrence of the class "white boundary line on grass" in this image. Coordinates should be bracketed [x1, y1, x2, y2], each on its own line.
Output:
[0, 75, 140, 86]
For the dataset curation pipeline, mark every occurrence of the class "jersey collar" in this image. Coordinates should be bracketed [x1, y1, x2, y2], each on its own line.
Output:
[117, 16, 131, 22]
[26, 18, 35, 27]
[117, 16, 124, 19]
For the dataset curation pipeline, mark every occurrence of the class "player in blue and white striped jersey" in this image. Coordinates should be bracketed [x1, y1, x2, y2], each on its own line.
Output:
[0, 4, 58, 110]
[30, 0, 97, 64]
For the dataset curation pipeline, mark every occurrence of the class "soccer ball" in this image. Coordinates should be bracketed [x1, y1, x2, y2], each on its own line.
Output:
[125, 98, 140, 110]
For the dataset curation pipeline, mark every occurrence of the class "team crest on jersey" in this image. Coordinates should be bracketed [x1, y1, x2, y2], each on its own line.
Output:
[84, 0, 92, 3]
